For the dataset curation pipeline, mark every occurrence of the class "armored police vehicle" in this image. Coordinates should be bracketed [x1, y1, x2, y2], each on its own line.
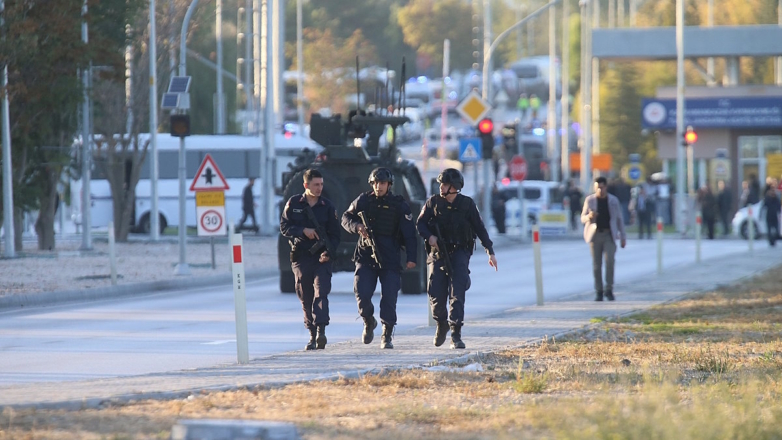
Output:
[278, 111, 429, 294]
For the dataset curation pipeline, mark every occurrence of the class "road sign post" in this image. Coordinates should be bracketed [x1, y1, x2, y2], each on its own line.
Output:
[695, 210, 702, 263]
[192, 155, 230, 271]
[656, 217, 663, 275]
[532, 225, 544, 306]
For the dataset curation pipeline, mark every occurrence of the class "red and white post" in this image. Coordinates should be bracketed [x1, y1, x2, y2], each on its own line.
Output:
[656, 217, 663, 275]
[532, 225, 544, 306]
[229, 223, 249, 364]
[695, 210, 702, 264]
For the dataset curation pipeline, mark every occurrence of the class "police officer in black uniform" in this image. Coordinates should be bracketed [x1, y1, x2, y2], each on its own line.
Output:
[280, 169, 341, 350]
[341, 167, 418, 349]
[417, 168, 498, 349]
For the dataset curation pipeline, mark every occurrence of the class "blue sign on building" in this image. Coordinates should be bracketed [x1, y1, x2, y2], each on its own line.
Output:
[459, 138, 482, 163]
[641, 97, 782, 130]
[628, 166, 642, 180]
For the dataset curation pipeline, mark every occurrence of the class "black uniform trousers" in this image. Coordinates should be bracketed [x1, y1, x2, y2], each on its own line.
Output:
[427, 248, 471, 326]
[767, 214, 779, 246]
[354, 262, 401, 326]
[292, 253, 332, 329]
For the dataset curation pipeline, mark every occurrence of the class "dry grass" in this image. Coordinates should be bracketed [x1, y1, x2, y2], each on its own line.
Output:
[4, 266, 782, 439]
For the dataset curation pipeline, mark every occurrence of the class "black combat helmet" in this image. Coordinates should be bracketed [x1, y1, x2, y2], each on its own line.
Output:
[437, 168, 464, 191]
[368, 167, 394, 185]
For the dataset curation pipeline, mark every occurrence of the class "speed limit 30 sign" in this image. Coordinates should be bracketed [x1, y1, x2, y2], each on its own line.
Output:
[195, 190, 227, 236]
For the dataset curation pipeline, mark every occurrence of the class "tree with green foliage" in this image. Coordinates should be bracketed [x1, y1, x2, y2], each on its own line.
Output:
[396, 0, 474, 73]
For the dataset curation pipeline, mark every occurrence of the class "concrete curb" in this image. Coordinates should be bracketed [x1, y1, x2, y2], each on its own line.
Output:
[0, 268, 279, 311]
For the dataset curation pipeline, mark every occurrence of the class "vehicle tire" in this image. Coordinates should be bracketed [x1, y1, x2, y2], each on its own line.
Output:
[280, 270, 296, 293]
[740, 220, 761, 240]
[138, 213, 168, 234]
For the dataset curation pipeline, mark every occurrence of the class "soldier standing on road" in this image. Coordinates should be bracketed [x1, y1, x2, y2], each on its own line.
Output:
[237, 177, 258, 233]
[516, 93, 530, 120]
[341, 168, 418, 349]
[417, 168, 498, 349]
[280, 169, 341, 351]
[582, 176, 626, 302]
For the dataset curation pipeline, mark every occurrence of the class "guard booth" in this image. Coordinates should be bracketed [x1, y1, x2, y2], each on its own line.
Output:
[642, 86, 782, 213]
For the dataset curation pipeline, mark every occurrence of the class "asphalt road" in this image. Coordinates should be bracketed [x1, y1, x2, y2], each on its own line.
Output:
[0, 237, 758, 386]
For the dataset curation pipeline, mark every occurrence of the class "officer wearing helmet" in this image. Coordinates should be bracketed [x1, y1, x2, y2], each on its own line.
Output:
[341, 167, 418, 349]
[416, 168, 498, 349]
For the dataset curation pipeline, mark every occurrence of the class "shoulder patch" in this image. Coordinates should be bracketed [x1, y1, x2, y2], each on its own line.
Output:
[405, 213, 413, 221]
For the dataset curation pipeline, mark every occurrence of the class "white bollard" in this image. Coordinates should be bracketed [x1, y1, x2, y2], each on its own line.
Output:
[656, 217, 663, 275]
[108, 221, 117, 285]
[695, 210, 702, 264]
[532, 225, 544, 306]
[748, 206, 754, 254]
[229, 223, 250, 364]
[518, 185, 529, 241]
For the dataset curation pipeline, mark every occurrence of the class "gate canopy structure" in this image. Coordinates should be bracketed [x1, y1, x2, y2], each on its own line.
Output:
[592, 25, 782, 60]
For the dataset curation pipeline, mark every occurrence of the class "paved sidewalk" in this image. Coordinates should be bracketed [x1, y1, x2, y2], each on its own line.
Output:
[2, 247, 780, 409]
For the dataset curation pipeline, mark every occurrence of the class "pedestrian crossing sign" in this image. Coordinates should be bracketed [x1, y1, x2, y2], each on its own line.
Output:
[459, 138, 482, 163]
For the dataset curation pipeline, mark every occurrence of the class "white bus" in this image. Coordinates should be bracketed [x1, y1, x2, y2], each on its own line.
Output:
[73, 133, 322, 234]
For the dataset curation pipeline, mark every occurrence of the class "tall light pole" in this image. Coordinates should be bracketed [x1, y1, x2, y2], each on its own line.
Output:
[547, 2, 559, 181]
[296, 0, 304, 129]
[707, 0, 715, 86]
[80, 0, 92, 251]
[149, 0, 160, 240]
[560, 0, 570, 184]
[675, 0, 686, 233]
[579, 0, 592, 193]
[1, 0, 14, 257]
[216, 0, 225, 133]
[591, 0, 600, 156]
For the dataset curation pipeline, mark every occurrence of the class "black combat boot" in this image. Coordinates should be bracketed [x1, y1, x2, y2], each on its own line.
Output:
[362, 316, 377, 344]
[433, 321, 449, 347]
[305, 327, 317, 351]
[450, 324, 465, 349]
[316, 324, 327, 349]
[380, 324, 394, 349]
[605, 290, 615, 301]
[595, 290, 604, 302]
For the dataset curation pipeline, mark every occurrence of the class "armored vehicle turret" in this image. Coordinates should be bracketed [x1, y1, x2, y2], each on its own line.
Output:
[278, 111, 429, 294]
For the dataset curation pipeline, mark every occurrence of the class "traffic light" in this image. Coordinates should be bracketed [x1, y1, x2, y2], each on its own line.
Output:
[501, 123, 518, 155]
[682, 125, 697, 146]
[477, 117, 494, 159]
[170, 114, 191, 138]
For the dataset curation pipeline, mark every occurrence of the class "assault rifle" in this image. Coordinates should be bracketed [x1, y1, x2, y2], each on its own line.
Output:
[431, 223, 453, 278]
[304, 204, 335, 257]
[357, 212, 384, 269]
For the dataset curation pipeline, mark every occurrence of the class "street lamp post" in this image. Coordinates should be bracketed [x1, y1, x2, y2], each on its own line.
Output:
[149, 0, 160, 241]
[80, 0, 92, 251]
[675, 0, 686, 233]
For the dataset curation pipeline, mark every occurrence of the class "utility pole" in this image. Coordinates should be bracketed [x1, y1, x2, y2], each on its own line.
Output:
[560, 0, 569, 184]
[482, 0, 492, 220]
[548, 2, 559, 181]
[579, 0, 592, 193]
[591, 0, 600, 156]
[80, 0, 92, 251]
[675, 0, 686, 233]
[149, 0, 160, 240]
[296, 0, 304, 129]
[216, 0, 225, 133]
[1, 0, 15, 257]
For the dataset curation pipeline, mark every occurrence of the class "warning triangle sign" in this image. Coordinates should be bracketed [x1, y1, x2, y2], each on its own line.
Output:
[462, 143, 479, 159]
[190, 154, 230, 192]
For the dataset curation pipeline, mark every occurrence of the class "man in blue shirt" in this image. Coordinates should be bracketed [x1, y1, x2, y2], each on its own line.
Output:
[280, 169, 341, 350]
[342, 168, 418, 349]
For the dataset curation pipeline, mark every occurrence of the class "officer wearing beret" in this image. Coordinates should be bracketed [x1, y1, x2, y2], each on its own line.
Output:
[342, 167, 418, 349]
[417, 168, 498, 349]
[280, 169, 341, 350]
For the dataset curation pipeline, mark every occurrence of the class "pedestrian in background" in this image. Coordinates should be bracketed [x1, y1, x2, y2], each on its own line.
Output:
[761, 186, 781, 247]
[698, 185, 717, 240]
[417, 168, 498, 349]
[717, 180, 732, 235]
[237, 177, 258, 233]
[280, 169, 341, 351]
[567, 180, 583, 231]
[341, 168, 418, 349]
[582, 176, 626, 302]
[516, 93, 529, 120]
[529, 94, 541, 120]
[630, 186, 654, 239]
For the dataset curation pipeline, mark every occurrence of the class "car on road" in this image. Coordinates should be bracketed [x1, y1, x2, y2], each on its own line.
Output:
[732, 200, 782, 239]
[496, 179, 565, 228]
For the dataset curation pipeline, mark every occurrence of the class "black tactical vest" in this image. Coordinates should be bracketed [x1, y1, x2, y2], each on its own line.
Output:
[366, 193, 402, 236]
[433, 194, 474, 247]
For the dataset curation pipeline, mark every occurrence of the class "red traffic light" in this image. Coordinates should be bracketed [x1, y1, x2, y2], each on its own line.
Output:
[685, 130, 698, 144]
[477, 118, 493, 135]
